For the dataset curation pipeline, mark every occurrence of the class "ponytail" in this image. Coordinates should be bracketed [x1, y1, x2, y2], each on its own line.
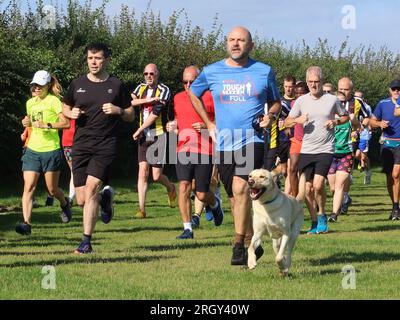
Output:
[49, 75, 63, 98]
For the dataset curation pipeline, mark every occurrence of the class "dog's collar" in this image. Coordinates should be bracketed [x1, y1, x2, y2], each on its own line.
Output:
[262, 193, 279, 205]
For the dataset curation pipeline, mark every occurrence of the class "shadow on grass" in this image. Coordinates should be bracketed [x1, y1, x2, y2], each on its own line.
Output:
[97, 226, 182, 234]
[349, 203, 388, 207]
[136, 241, 229, 252]
[359, 224, 400, 232]
[0, 254, 177, 268]
[308, 251, 400, 266]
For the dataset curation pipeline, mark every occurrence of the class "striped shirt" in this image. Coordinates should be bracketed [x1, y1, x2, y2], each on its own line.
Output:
[133, 82, 171, 136]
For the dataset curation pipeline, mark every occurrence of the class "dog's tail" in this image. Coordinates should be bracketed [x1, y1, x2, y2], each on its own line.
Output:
[296, 173, 306, 202]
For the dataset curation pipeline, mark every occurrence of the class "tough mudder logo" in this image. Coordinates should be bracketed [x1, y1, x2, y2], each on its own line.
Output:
[221, 79, 256, 103]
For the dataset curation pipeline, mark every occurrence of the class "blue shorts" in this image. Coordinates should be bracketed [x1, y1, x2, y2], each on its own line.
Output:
[22, 148, 62, 173]
[359, 139, 369, 153]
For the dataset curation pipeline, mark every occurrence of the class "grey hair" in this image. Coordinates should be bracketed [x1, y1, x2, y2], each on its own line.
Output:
[306, 66, 323, 81]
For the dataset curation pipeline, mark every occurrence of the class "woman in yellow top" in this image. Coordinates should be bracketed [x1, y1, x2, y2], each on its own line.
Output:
[17, 71, 72, 235]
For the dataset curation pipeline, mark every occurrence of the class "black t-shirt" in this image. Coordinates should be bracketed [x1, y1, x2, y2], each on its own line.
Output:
[63, 75, 131, 145]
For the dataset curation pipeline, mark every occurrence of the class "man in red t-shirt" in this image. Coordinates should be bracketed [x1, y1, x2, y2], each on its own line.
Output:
[166, 66, 224, 239]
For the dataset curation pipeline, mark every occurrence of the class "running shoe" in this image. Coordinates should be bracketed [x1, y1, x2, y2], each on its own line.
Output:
[340, 195, 352, 215]
[100, 186, 114, 224]
[135, 210, 146, 219]
[231, 242, 246, 265]
[328, 213, 338, 223]
[60, 197, 72, 223]
[316, 214, 329, 234]
[392, 208, 400, 221]
[15, 222, 31, 235]
[191, 214, 200, 229]
[176, 229, 193, 239]
[45, 195, 54, 206]
[306, 221, 318, 235]
[74, 241, 93, 254]
[210, 197, 224, 226]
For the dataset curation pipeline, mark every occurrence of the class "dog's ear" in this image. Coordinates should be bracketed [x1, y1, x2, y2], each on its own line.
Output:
[270, 168, 280, 183]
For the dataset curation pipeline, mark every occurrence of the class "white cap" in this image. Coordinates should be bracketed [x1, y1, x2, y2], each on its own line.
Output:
[30, 70, 51, 86]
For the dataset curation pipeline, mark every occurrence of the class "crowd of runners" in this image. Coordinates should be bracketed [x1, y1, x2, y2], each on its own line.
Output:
[14, 26, 400, 266]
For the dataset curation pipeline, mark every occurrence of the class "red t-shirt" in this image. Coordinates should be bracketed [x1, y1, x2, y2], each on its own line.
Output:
[62, 119, 76, 147]
[291, 100, 304, 141]
[174, 90, 215, 155]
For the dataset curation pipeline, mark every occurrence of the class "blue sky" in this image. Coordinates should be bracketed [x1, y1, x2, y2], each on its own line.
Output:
[9, 0, 399, 53]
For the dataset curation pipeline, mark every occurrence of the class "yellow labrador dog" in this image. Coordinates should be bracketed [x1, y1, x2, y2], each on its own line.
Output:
[247, 169, 305, 276]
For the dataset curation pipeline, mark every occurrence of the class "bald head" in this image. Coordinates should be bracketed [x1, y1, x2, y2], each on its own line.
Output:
[143, 63, 159, 87]
[226, 26, 254, 65]
[338, 77, 353, 100]
[182, 66, 200, 88]
[228, 26, 253, 43]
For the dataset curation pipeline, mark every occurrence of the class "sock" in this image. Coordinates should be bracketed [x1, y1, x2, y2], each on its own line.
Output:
[194, 213, 201, 218]
[234, 233, 245, 245]
[183, 223, 192, 232]
[244, 232, 254, 247]
[83, 234, 92, 243]
[393, 203, 399, 210]
[69, 177, 75, 200]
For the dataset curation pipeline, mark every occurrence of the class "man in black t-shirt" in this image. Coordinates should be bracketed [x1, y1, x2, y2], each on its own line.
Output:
[63, 43, 134, 254]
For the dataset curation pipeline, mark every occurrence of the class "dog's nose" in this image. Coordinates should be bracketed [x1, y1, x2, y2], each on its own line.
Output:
[248, 178, 255, 186]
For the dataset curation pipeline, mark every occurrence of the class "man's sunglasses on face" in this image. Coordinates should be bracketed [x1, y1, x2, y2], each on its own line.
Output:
[144, 72, 155, 76]
[391, 87, 400, 92]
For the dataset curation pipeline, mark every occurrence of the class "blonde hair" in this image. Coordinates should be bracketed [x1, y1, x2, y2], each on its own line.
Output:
[49, 75, 62, 98]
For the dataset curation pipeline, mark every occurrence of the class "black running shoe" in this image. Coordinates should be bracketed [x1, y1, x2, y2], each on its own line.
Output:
[15, 222, 31, 235]
[231, 242, 246, 265]
[60, 197, 72, 223]
[100, 186, 114, 224]
[74, 241, 93, 254]
[176, 229, 194, 239]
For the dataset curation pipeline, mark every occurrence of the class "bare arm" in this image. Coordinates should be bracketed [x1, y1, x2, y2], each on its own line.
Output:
[369, 115, 389, 130]
[132, 113, 159, 140]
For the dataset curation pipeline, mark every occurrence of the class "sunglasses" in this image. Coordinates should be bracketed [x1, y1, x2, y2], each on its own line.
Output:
[391, 87, 400, 92]
[323, 90, 331, 93]
[143, 72, 155, 76]
[182, 80, 193, 85]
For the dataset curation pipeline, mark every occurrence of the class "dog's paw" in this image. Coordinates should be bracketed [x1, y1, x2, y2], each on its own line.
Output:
[279, 270, 289, 278]
[248, 261, 257, 270]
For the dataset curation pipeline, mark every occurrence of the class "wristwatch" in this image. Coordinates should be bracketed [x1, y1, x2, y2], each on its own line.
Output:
[46, 123, 52, 129]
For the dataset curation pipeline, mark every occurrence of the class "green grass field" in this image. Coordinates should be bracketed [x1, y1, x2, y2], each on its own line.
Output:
[1, 169, 399, 300]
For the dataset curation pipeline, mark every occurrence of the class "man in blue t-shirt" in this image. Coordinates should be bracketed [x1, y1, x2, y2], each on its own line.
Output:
[370, 79, 400, 221]
[188, 26, 281, 266]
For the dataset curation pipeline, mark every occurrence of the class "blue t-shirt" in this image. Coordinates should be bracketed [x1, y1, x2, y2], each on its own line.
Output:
[190, 58, 281, 151]
[373, 98, 400, 139]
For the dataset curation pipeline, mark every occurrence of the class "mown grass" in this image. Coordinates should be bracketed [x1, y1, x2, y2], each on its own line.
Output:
[1, 169, 400, 300]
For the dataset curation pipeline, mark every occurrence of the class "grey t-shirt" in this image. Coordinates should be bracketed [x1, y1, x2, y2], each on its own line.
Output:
[289, 93, 346, 154]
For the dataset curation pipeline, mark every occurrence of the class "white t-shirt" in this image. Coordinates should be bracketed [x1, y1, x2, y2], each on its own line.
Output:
[289, 93, 346, 154]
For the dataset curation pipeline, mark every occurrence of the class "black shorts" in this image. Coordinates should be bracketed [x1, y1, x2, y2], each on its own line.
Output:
[138, 134, 166, 168]
[298, 153, 333, 181]
[176, 153, 213, 193]
[72, 138, 117, 188]
[217, 143, 264, 198]
[263, 140, 290, 170]
[381, 146, 400, 175]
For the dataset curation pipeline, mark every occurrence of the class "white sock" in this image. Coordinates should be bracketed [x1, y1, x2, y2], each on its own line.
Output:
[69, 176, 75, 200]
[183, 223, 192, 231]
